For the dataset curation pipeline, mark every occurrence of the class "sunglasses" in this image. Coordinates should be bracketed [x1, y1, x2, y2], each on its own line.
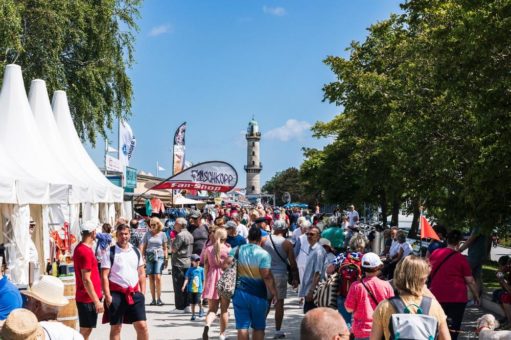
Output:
[306, 232, 318, 237]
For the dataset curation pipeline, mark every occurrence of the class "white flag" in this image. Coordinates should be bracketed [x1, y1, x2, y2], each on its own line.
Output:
[119, 120, 136, 167]
[107, 145, 118, 153]
[158, 165, 166, 171]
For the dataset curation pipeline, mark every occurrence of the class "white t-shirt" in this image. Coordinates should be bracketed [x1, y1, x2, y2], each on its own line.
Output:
[400, 242, 413, 257]
[389, 240, 400, 258]
[101, 243, 144, 288]
[348, 210, 359, 226]
[40, 321, 84, 340]
[292, 228, 302, 243]
[236, 223, 249, 239]
[296, 233, 310, 268]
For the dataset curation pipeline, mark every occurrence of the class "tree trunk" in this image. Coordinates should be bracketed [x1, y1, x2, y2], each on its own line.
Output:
[409, 200, 420, 238]
[391, 199, 400, 226]
[380, 191, 388, 227]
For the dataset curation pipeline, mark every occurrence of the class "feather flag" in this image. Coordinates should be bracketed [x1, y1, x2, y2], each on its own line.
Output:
[420, 215, 440, 241]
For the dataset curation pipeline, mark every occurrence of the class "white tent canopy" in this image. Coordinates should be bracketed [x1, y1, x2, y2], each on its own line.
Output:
[52, 90, 123, 203]
[173, 194, 205, 206]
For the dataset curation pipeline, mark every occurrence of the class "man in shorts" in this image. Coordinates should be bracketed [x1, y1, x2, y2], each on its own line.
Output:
[73, 221, 104, 339]
[263, 220, 299, 339]
[227, 227, 277, 340]
[101, 224, 148, 340]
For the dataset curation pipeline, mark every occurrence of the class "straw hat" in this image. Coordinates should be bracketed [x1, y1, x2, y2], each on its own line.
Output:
[0, 308, 44, 340]
[21, 275, 69, 307]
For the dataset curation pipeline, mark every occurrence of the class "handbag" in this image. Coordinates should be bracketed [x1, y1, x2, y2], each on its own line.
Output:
[269, 235, 296, 285]
[217, 245, 241, 300]
[313, 273, 339, 308]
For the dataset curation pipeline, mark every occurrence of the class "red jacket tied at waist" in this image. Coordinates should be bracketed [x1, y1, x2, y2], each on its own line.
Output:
[109, 281, 139, 305]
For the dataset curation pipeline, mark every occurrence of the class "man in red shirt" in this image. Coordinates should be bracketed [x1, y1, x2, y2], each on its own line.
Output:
[73, 221, 104, 340]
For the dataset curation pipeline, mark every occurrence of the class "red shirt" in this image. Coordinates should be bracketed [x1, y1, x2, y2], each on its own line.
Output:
[429, 247, 472, 303]
[73, 242, 103, 303]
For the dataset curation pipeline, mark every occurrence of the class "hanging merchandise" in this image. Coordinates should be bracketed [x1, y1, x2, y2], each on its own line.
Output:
[50, 223, 76, 261]
[145, 199, 153, 216]
[150, 197, 165, 214]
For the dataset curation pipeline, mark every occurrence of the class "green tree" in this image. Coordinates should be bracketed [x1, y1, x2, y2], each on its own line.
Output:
[0, 0, 141, 144]
[262, 167, 315, 206]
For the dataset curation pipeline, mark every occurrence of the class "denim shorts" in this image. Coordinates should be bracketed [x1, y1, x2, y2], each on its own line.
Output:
[146, 257, 164, 275]
[233, 289, 269, 330]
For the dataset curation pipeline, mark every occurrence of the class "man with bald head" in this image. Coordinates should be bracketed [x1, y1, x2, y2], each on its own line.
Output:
[300, 307, 350, 340]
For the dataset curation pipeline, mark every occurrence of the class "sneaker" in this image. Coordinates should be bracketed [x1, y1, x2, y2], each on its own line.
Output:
[169, 308, 184, 314]
[157, 299, 164, 306]
[198, 309, 205, 318]
[191, 315, 196, 321]
[149, 300, 156, 306]
[183, 306, 191, 314]
[273, 331, 286, 339]
[202, 326, 209, 340]
[219, 335, 226, 340]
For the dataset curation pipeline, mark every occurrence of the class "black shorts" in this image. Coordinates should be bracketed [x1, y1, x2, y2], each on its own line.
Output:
[189, 292, 200, 305]
[108, 291, 146, 325]
[77, 302, 98, 328]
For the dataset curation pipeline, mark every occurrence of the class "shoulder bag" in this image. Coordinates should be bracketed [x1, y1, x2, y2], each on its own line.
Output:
[269, 235, 295, 285]
[427, 249, 457, 287]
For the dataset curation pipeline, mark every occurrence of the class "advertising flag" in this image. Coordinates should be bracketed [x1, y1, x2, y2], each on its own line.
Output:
[152, 161, 238, 192]
[173, 122, 186, 175]
[420, 215, 440, 241]
[119, 120, 136, 167]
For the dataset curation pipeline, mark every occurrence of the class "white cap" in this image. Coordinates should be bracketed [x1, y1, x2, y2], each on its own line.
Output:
[80, 221, 98, 233]
[319, 238, 332, 248]
[361, 252, 383, 268]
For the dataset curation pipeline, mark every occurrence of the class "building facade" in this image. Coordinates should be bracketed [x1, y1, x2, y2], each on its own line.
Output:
[245, 118, 262, 195]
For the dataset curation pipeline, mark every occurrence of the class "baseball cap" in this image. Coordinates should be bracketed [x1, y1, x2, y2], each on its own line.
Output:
[273, 220, 287, 231]
[191, 254, 200, 262]
[319, 238, 332, 248]
[361, 252, 383, 269]
[80, 221, 98, 233]
[225, 221, 237, 229]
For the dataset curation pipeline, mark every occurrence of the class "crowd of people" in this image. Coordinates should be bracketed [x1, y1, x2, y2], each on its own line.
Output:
[1, 203, 510, 340]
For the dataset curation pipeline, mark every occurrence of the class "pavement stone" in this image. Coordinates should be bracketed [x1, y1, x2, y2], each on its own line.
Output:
[90, 272, 495, 340]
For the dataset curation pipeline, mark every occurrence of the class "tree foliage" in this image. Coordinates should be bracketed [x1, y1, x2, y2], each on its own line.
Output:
[300, 0, 511, 234]
[0, 0, 141, 144]
[262, 167, 316, 206]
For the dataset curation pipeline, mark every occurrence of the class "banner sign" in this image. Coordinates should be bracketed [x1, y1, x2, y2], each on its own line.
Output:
[106, 154, 123, 172]
[125, 166, 137, 189]
[172, 122, 186, 175]
[119, 120, 136, 167]
[152, 161, 238, 192]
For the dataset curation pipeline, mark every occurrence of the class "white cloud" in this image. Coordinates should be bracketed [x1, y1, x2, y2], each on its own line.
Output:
[148, 24, 173, 37]
[264, 119, 311, 142]
[263, 5, 287, 16]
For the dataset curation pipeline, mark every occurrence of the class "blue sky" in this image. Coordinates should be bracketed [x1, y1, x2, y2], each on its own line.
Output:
[87, 0, 403, 188]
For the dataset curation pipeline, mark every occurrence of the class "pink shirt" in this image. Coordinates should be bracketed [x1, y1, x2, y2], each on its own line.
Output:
[429, 247, 472, 303]
[345, 276, 394, 338]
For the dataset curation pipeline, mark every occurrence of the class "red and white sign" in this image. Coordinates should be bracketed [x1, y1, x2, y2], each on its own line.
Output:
[152, 161, 238, 193]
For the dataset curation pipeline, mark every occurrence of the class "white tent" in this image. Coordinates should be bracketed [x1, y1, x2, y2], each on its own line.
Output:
[0, 64, 124, 285]
[173, 195, 205, 206]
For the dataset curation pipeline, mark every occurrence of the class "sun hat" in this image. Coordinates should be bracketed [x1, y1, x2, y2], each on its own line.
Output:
[361, 252, 383, 269]
[0, 308, 44, 340]
[21, 275, 69, 307]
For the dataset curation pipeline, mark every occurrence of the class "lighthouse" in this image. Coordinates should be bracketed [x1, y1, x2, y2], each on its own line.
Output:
[245, 118, 262, 195]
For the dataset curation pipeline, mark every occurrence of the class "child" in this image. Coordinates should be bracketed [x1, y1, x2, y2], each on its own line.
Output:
[182, 254, 205, 320]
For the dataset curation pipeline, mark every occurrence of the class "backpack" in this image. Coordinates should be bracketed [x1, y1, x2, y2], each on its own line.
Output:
[388, 296, 438, 340]
[313, 273, 339, 308]
[337, 253, 362, 297]
[217, 246, 241, 300]
[109, 245, 141, 273]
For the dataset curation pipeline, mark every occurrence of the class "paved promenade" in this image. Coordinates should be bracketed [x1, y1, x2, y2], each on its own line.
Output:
[91, 273, 491, 340]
